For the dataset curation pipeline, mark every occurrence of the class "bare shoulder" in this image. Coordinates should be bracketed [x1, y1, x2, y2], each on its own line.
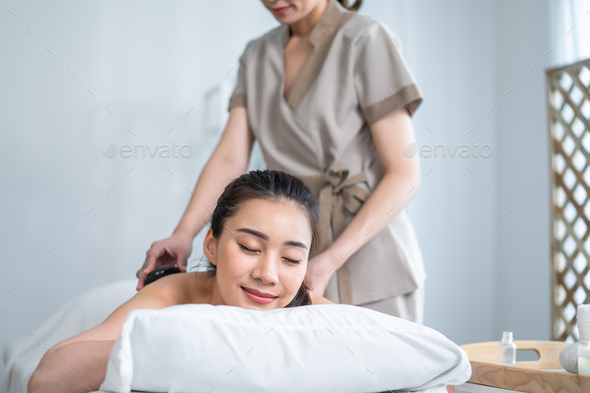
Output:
[309, 290, 335, 305]
[145, 270, 216, 305]
[151, 271, 199, 302]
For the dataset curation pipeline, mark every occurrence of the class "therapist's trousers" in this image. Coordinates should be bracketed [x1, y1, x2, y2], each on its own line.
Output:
[358, 284, 425, 325]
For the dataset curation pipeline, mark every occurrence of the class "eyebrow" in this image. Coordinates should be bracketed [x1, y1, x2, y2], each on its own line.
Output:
[236, 228, 308, 250]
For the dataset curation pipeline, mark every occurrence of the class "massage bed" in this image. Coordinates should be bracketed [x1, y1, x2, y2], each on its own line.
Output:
[2, 279, 466, 393]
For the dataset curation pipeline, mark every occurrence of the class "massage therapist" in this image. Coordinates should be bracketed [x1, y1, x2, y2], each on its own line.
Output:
[136, 0, 427, 323]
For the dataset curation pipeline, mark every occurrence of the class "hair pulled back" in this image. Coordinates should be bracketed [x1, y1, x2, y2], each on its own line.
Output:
[204, 169, 321, 307]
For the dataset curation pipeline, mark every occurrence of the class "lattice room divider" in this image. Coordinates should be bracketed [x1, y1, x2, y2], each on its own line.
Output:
[547, 58, 590, 342]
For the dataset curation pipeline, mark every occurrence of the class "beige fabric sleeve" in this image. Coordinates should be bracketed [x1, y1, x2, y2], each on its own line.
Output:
[227, 41, 252, 112]
[353, 22, 423, 125]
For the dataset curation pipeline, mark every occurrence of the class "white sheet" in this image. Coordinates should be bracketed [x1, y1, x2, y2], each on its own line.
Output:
[101, 386, 451, 393]
[1, 280, 137, 393]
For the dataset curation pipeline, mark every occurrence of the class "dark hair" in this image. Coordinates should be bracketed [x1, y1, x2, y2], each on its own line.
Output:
[199, 169, 321, 307]
[337, 0, 363, 12]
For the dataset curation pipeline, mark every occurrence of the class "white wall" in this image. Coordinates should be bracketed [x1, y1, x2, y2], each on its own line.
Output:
[494, 0, 554, 342]
[360, 0, 500, 345]
[1, 0, 565, 384]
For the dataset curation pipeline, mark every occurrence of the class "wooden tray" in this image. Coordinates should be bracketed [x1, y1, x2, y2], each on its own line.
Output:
[459, 340, 590, 393]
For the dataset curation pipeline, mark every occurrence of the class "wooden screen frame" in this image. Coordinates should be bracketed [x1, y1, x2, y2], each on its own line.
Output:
[547, 58, 590, 341]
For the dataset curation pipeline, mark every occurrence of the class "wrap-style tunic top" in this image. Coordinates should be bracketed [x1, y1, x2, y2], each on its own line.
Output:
[228, 0, 427, 305]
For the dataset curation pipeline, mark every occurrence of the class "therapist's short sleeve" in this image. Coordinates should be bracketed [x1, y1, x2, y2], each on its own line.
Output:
[227, 41, 252, 112]
[353, 23, 423, 125]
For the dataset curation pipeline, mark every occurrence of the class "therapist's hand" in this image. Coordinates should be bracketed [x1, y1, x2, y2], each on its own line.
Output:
[136, 232, 193, 291]
[304, 252, 336, 296]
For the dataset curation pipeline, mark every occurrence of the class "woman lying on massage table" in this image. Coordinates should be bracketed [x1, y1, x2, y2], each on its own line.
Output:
[28, 169, 334, 393]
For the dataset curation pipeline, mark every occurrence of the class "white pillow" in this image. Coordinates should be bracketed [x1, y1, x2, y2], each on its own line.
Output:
[99, 304, 471, 393]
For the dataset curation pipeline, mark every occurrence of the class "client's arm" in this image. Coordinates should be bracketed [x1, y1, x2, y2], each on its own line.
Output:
[28, 275, 183, 393]
[28, 340, 117, 393]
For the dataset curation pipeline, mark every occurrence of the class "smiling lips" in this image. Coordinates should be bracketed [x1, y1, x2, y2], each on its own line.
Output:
[241, 286, 278, 304]
[271, 6, 292, 15]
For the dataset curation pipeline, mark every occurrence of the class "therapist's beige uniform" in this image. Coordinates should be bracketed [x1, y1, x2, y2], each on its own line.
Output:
[228, 0, 427, 323]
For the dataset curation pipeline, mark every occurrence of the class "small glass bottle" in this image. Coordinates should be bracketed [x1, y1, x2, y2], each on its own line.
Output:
[496, 331, 516, 365]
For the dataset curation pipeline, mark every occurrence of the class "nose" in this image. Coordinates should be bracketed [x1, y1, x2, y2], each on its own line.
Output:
[251, 252, 280, 285]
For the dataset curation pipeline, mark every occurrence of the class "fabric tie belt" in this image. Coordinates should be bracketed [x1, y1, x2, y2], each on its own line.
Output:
[298, 162, 370, 304]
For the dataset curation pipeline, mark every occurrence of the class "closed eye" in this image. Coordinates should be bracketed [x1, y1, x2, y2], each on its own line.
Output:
[239, 244, 301, 264]
[239, 243, 259, 254]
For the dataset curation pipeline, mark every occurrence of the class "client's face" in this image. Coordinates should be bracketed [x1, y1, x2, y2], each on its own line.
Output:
[205, 198, 311, 310]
